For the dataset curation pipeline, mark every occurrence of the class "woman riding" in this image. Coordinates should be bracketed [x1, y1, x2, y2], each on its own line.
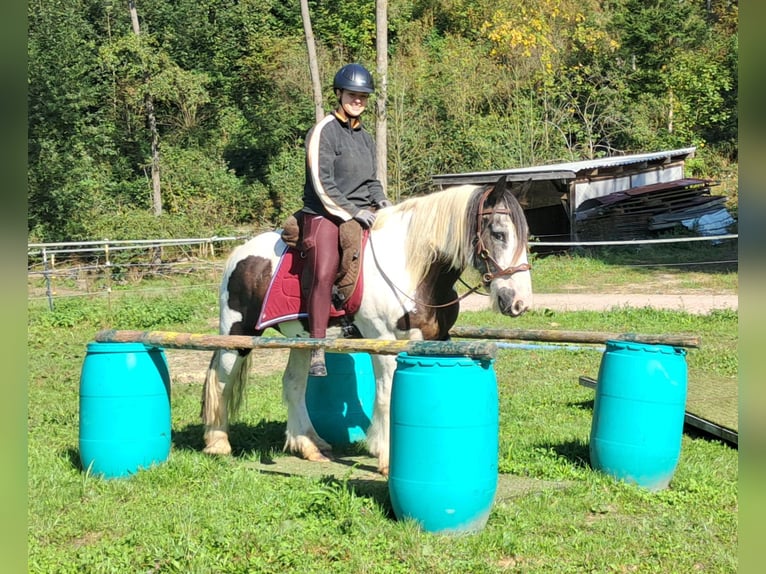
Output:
[301, 63, 391, 376]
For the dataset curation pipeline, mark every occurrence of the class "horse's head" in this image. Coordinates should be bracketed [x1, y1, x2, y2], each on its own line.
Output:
[471, 176, 533, 317]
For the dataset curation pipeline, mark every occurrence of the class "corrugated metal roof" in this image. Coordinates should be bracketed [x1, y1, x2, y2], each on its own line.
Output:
[431, 147, 697, 186]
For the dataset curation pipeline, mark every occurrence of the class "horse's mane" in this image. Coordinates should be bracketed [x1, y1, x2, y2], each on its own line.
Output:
[374, 185, 480, 286]
[374, 183, 528, 287]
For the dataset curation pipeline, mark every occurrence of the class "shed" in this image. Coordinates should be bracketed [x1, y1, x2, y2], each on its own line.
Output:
[431, 147, 702, 246]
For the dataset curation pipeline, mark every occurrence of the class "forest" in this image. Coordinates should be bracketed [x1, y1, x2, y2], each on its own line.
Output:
[27, 0, 738, 242]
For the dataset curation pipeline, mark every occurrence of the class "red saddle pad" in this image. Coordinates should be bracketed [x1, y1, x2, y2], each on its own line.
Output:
[256, 245, 364, 331]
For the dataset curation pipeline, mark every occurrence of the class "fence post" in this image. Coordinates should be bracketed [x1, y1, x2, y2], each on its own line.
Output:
[104, 240, 112, 312]
[43, 247, 54, 311]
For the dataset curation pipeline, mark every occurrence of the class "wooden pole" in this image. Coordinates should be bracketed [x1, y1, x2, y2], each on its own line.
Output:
[448, 326, 700, 349]
[94, 330, 498, 359]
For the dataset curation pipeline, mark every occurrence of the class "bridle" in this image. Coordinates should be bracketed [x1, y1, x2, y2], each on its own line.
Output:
[368, 184, 532, 310]
[474, 185, 532, 286]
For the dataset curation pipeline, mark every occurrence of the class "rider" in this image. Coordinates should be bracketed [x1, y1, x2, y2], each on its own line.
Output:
[301, 63, 391, 376]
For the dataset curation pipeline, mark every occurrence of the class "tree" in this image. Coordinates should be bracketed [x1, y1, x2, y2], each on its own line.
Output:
[300, 0, 324, 122]
[376, 0, 389, 192]
[28, 0, 123, 240]
[26, 0, 738, 240]
[128, 1, 162, 216]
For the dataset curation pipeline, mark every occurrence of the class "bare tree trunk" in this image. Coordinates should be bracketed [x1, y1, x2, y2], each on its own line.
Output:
[129, 1, 162, 216]
[668, 87, 674, 134]
[147, 99, 161, 215]
[375, 0, 388, 193]
[300, 0, 324, 122]
[128, 0, 140, 33]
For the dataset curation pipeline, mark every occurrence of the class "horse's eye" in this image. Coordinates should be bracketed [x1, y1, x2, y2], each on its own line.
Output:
[491, 231, 506, 242]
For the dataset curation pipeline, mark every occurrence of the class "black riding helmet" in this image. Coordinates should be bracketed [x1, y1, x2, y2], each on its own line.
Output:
[333, 63, 375, 94]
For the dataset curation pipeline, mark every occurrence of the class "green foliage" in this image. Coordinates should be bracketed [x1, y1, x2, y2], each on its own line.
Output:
[265, 143, 307, 221]
[29, 297, 105, 329]
[159, 145, 273, 224]
[609, 0, 737, 153]
[28, 288, 215, 332]
[27, 0, 738, 241]
[310, 0, 377, 61]
[612, 0, 708, 96]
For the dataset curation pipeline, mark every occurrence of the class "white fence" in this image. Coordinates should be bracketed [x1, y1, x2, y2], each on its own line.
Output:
[27, 235, 250, 310]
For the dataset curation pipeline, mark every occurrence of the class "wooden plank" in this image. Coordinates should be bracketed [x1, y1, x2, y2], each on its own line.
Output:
[94, 329, 498, 359]
[449, 326, 700, 348]
[578, 376, 737, 446]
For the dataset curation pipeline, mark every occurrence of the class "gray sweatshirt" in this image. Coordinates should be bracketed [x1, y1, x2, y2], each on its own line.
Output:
[302, 111, 386, 222]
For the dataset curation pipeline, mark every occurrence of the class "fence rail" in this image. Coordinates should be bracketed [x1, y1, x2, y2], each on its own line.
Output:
[28, 234, 738, 310]
[27, 235, 249, 260]
[529, 233, 738, 247]
[27, 233, 738, 261]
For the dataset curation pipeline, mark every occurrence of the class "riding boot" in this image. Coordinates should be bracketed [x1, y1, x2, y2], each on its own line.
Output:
[309, 348, 327, 377]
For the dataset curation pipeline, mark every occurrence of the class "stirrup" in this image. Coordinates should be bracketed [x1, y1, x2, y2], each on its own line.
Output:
[309, 348, 327, 377]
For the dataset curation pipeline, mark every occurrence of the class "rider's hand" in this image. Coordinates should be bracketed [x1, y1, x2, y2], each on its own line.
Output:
[353, 209, 377, 228]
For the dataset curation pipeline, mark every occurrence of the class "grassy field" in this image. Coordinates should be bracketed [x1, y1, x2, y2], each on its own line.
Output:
[27, 248, 737, 573]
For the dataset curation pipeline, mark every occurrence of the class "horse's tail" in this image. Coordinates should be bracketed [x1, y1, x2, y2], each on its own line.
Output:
[226, 352, 252, 419]
[201, 350, 253, 425]
[201, 351, 223, 426]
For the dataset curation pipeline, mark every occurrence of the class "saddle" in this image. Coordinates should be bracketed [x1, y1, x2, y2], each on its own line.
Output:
[281, 211, 364, 306]
[254, 212, 366, 330]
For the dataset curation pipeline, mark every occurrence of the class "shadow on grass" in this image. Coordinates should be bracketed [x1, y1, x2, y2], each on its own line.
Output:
[171, 420, 392, 509]
[317, 473, 393, 517]
[542, 439, 591, 469]
[66, 448, 83, 472]
[172, 419, 287, 460]
[570, 398, 595, 411]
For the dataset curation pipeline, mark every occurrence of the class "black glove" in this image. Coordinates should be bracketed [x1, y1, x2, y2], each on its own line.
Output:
[377, 199, 393, 208]
[353, 209, 377, 228]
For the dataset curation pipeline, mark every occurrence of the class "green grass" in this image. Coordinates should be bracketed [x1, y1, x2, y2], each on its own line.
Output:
[27, 270, 737, 573]
[460, 241, 739, 294]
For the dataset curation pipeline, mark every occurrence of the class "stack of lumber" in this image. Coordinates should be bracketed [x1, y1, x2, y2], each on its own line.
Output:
[575, 178, 733, 241]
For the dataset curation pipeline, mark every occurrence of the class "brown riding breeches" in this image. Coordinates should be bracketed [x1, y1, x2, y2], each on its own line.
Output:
[301, 214, 341, 339]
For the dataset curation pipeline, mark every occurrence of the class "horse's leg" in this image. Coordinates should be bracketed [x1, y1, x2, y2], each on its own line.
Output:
[282, 348, 333, 462]
[201, 348, 250, 455]
[365, 353, 398, 476]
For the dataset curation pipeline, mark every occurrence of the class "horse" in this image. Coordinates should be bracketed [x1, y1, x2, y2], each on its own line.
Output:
[201, 175, 533, 476]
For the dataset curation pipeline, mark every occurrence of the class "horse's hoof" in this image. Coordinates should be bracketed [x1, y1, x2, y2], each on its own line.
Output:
[203, 445, 232, 456]
[203, 440, 232, 456]
[306, 450, 332, 462]
[378, 465, 389, 478]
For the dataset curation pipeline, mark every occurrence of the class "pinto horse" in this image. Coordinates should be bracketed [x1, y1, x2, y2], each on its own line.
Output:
[201, 175, 532, 476]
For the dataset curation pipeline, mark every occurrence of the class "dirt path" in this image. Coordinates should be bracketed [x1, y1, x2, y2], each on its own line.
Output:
[460, 292, 738, 314]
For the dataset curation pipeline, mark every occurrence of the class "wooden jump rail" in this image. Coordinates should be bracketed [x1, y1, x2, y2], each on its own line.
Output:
[448, 326, 700, 349]
[94, 329, 498, 360]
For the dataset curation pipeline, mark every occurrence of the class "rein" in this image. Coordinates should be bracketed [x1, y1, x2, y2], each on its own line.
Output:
[367, 235, 484, 310]
[368, 185, 531, 311]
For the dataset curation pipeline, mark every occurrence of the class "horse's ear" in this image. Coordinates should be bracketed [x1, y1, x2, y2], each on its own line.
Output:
[486, 175, 508, 207]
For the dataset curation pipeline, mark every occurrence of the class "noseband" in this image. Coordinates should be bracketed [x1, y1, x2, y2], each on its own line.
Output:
[475, 186, 532, 285]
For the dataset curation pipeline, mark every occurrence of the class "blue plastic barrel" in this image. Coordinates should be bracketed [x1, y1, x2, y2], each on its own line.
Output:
[306, 352, 375, 445]
[388, 353, 498, 534]
[79, 342, 171, 478]
[589, 340, 687, 491]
